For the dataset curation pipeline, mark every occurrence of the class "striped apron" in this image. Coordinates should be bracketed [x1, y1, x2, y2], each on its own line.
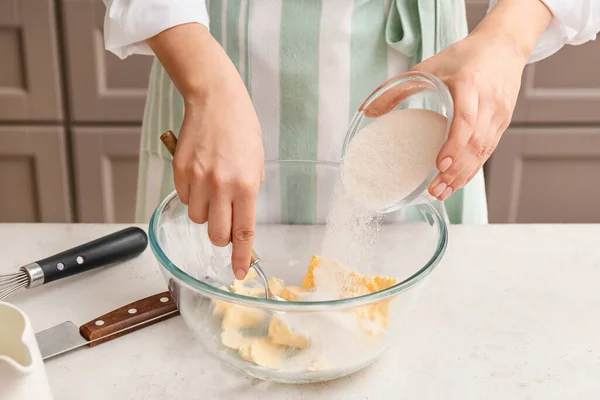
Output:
[134, 0, 488, 225]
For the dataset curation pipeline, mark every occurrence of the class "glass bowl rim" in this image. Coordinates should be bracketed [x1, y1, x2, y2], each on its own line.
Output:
[149, 159, 448, 311]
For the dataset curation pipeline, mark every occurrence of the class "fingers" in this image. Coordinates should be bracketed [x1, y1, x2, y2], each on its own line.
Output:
[429, 81, 487, 201]
[436, 105, 494, 200]
[172, 157, 190, 205]
[187, 166, 210, 224]
[230, 188, 258, 280]
[183, 161, 259, 281]
[430, 86, 508, 201]
[362, 77, 433, 118]
[207, 193, 232, 247]
[454, 117, 504, 191]
[434, 82, 479, 173]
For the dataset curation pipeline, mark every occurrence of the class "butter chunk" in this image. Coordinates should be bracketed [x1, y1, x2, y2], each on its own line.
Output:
[221, 304, 266, 330]
[242, 268, 258, 281]
[212, 286, 233, 317]
[231, 268, 259, 293]
[268, 277, 285, 297]
[238, 338, 286, 369]
[302, 255, 321, 289]
[303, 255, 370, 298]
[279, 286, 303, 301]
[221, 329, 250, 350]
[235, 286, 266, 298]
[212, 300, 232, 317]
[238, 341, 254, 363]
[364, 275, 398, 293]
[303, 254, 398, 299]
[232, 269, 268, 298]
[354, 299, 394, 333]
[268, 316, 309, 349]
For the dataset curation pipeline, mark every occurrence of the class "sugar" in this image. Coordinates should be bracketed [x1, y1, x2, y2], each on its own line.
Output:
[319, 108, 446, 281]
[341, 108, 447, 211]
[320, 184, 382, 278]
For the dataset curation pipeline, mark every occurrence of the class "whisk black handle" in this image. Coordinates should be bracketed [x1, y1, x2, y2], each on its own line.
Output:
[27, 227, 148, 285]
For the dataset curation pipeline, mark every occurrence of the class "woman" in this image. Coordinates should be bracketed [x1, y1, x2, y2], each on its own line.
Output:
[103, 0, 598, 279]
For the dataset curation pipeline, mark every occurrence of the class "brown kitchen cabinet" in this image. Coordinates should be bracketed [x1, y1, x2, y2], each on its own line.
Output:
[72, 127, 141, 223]
[61, 0, 153, 122]
[0, 0, 63, 121]
[0, 126, 72, 222]
[487, 127, 600, 223]
[466, 0, 600, 222]
[512, 40, 600, 123]
[466, 0, 600, 123]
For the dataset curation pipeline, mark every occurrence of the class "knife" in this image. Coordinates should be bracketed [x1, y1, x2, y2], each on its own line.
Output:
[35, 291, 179, 360]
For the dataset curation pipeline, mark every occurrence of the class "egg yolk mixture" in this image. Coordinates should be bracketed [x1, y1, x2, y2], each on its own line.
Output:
[210, 256, 398, 370]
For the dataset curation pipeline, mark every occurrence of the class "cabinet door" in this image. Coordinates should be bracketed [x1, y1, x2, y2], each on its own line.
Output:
[0, 0, 63, 120]
[0, 127, 72, 222]
[73, 127, 141, 223]
[466, 0, 600, 123]
[487, 127, 600, 223]
[513, 41, 600, 123]
[61, 0, 153, 122]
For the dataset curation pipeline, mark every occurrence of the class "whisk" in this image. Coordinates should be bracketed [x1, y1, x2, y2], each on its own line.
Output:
[0, 272, 30, 300]
[0, 227, 148, 301]
[159, 130, 283, 301]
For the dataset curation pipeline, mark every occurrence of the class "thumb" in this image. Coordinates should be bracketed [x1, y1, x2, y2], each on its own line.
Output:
[361, 72, 435, 118]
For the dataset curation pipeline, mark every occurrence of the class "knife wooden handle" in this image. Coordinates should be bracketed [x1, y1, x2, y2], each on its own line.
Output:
[79, 291, 179, 347]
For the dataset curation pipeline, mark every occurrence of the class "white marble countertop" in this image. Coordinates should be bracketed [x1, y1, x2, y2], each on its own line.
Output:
[2, 223, 600, 399]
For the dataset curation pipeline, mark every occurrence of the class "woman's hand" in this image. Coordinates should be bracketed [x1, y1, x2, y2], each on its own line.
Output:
[414, 32, 526, 201]
[364, 0, 553, 201]
[412, 0, 554, 201]
[176, 82, 264, 281]
[148, 23, 264, 280]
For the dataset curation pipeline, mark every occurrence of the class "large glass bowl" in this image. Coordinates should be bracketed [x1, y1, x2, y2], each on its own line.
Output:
[149, 160, 448, 384]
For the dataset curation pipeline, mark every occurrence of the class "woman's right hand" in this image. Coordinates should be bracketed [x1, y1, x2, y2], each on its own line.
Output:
[148, 23, 264, 280]
[175, 82, 264, 281]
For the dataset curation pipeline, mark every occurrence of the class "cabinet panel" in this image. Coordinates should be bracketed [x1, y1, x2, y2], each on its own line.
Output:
[0, 127, 72, 222]
[513, 40, 600, 123]
[73, 127, 141, 223]
[466, 0, 600, 123]
[62, 0, 152, 122]
[0, 0, 63, 120]
[487, 127, 600, 223]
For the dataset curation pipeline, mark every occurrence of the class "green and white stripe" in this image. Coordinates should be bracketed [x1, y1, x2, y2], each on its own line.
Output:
[135, 0, 486, 225]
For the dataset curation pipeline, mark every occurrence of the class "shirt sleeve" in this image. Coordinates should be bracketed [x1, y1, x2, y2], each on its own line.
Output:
[487, 0, 600, 64]
[103, 0, 209, 59]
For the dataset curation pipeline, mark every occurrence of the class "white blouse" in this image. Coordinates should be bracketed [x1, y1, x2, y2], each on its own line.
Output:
[488, 0, 600, 63]
[103, 0, 599, 64]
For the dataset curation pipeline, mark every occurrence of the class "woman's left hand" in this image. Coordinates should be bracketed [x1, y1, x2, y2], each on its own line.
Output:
[413, 30, 527, 201]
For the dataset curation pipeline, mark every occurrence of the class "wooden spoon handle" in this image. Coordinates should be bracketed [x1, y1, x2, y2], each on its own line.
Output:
[160, 130, 178, 157]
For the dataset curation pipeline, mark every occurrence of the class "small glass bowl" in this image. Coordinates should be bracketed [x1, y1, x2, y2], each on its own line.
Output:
[341, 71, 454, 213]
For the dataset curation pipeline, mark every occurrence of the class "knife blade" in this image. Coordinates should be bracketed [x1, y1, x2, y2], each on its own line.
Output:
[36, 291, 179, 360]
